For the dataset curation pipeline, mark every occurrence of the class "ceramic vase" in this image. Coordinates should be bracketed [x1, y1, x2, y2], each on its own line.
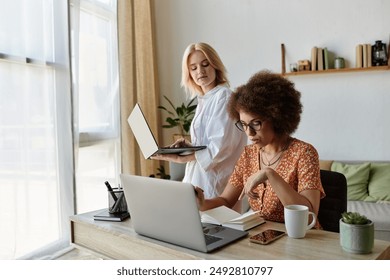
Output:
[339, 218, 374, 254]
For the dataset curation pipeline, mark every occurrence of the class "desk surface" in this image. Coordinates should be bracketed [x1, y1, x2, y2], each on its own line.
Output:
[70, 209, 390, 260]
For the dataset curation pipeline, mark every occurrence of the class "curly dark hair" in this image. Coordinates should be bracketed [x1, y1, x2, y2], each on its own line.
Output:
[227, 70, 302, 136]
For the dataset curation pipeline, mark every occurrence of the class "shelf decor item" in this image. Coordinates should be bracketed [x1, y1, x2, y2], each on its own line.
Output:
[298, 60, 311, 71]
[339, 212, 374, 254]
[372, 40, 388, 66]
[334, 57, 345, 69]
[290, 63, 298, 72]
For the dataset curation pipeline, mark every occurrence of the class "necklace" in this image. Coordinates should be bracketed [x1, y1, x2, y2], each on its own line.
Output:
[260, 150, 284, 166]
[260, 140, 291, 167]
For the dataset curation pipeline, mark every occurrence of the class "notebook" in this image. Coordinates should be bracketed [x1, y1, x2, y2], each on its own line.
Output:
[120, 174, 248, 253]
[127, 104, 206, 159]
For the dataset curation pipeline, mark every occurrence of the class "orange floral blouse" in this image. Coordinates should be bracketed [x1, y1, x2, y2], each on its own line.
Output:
[229, 138, 325, 224]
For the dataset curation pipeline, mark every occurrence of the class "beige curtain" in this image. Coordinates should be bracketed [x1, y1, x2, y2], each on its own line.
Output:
[118, 0, 161, 177]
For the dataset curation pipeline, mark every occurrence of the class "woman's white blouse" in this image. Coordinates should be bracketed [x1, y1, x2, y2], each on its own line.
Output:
[183, 85, 247, 198]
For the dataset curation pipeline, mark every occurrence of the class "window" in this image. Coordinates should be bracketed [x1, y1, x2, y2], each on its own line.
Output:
[70, 0, 121, 214]
[0, 0, 120, 259]
[0, 0, 73, 259]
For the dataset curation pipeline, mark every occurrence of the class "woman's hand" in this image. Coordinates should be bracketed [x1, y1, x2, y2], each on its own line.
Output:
[169, 138, 192, 148]
[194, 186, 205, 210]
[151, 153, 195, 163]
[239, 169, 268, 200]
[150, 138, 196, 162]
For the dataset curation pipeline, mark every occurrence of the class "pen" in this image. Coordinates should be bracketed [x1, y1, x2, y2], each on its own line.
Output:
[105, 181, 118, 201]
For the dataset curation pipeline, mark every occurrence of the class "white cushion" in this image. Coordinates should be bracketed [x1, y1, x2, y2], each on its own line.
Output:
[347, 200, 390, 241]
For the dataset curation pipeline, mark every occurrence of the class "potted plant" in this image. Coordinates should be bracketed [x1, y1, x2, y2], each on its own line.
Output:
[149, 165, 171, 180]
[158, 95, 197, 141]
[340, 211, 374, 254]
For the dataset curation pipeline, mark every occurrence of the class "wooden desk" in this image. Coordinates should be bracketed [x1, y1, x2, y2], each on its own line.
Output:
[70, 209, 390, 260]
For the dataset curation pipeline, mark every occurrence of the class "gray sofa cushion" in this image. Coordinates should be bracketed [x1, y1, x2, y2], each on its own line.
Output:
[347, 200, 390, 241]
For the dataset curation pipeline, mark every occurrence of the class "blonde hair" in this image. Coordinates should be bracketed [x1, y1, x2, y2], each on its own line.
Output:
[181, 42, 229, 97]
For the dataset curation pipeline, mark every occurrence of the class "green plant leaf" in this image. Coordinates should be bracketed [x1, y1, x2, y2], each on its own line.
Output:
[163, 95, 176, 111]
[155, 165, 171, 180]
[183, 123, 191, 133]
[177, 107, 184, 116]
[157, 105, 175, 116]
[341, 211, 369, 224]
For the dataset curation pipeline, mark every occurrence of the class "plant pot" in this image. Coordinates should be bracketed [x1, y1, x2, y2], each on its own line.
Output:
[339, 218, 374, 254]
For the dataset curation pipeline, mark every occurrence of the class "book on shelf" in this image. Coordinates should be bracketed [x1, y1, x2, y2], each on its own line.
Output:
[356, 44, 363, 68]
[363, 44, 368, 67]
[93, 209, 130, 222]
[311, 46, 318, 71]
[317, 47, 324, 70]
[200, 206, 265, 231]
[323, 47, 329, 70]
[323, 47, 335, 69]
[366, 44, 372, 67]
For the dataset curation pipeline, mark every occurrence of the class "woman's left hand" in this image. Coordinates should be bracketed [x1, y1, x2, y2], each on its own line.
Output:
[151, 153, 195, 163]
[194, 186, 205, 210]
[239, 170, 268, 200]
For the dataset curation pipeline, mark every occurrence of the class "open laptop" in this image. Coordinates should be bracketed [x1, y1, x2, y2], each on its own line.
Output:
[127, 103, 206, 159]
[120, 174, 248, 253]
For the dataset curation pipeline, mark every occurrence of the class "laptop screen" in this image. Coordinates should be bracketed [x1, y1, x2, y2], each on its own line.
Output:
[127, 104, 159, 159]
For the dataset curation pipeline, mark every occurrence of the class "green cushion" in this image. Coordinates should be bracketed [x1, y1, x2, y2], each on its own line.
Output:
[331, 162, 370, 201]
[364, 163, 390, 202]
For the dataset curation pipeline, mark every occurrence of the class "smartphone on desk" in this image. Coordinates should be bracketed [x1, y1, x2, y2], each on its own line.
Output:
[249, 229, 285, 245]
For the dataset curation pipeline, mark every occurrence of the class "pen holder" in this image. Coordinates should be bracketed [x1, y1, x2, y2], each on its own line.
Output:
[108, 188, 128, 214]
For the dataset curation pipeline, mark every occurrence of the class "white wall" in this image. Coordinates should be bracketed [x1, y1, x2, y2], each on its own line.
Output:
[153, 0, 390, 161]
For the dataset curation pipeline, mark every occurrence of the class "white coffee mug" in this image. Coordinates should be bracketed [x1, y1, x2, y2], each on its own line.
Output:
[284, 205, 316, 238]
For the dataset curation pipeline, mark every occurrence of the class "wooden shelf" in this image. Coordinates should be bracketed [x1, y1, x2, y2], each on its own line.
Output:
[280, 43, 390, 76]
[283, 65, 390, 76]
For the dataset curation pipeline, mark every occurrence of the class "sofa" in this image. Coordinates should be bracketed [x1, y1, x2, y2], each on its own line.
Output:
[320, 160, 390, 241]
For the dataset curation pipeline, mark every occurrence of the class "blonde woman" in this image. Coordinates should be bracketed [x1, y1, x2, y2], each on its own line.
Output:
[153, 43, 246, 199]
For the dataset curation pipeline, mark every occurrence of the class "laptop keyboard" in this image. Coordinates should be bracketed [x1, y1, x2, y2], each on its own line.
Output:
[203, 224, 224, 245]
[204, 234, 222, 245]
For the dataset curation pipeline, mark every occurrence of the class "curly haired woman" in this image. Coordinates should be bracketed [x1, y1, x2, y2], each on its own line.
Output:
[195, 70, 325, 226]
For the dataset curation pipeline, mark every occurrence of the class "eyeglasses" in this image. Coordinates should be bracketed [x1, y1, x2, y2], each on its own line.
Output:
[235, 120, 263, 132]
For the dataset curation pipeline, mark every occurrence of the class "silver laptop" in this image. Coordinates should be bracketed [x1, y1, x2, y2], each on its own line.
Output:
[120, 174, 248, 253]
[127, 104, 206, 159]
